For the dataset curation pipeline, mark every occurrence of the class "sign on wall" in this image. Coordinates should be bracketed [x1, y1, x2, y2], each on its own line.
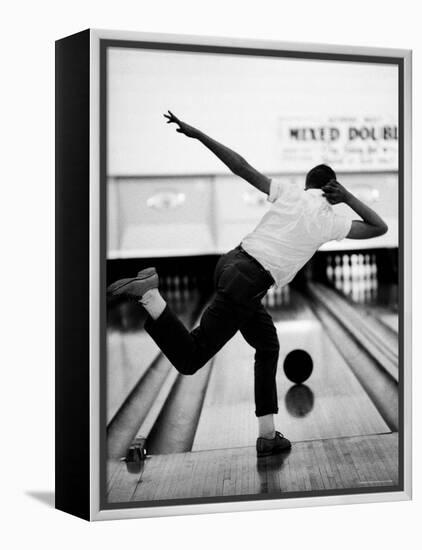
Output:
[278, 116, 398, 172]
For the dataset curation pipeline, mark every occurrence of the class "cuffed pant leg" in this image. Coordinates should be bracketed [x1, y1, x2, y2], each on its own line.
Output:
[240, 304, 280, 416]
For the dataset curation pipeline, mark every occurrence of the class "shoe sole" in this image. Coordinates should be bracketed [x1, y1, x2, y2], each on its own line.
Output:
[107, 269, 158, 297]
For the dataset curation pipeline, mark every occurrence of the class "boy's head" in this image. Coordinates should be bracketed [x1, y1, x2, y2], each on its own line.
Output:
[305, 164, 336, 190]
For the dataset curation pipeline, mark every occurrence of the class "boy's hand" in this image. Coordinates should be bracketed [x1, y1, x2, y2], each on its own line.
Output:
[322, 179, 350, 205]
[163, 110, 198, 138]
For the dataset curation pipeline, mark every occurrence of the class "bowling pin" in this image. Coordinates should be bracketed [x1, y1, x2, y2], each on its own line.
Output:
[357, 254, 365, 303]
[370, 254, 378, 298]
[277, 286, 283, 307]
[165, 275, 173, 302]
[350, 254, 359, 302]
[174, 275, 181, 303]
[182, 275, 190, 301]
[334, 255, 342, 290]
[342, 254, 351, 295]
[268, 286, 275, 308]
[364, 254, 371, 303]
[285, 285, 290, 305]
[326, 255, 333, 282]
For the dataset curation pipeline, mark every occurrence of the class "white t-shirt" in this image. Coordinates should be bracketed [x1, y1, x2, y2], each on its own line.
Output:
[241, 179, 352, 288]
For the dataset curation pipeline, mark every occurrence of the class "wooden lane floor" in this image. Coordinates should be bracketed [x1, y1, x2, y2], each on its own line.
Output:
[107, 432, 399, 503]
[107, 326, 160, 424]
[192, 289, 391, 452]
[341, 280, 399, 338]
[107, 289, 200, 424]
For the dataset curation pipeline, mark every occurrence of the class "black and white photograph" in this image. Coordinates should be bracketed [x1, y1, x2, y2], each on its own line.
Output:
[4, 0, 422, 543]
[102, 36, 406, 510]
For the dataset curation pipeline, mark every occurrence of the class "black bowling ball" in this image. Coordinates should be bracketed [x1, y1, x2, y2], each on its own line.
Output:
[283, 349, 313, 384]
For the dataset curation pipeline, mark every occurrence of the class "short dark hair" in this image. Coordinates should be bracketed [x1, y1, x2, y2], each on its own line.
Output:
[305, 164, 336, 189]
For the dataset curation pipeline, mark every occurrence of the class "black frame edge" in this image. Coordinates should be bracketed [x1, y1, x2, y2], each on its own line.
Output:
[55, 29, 91, 521]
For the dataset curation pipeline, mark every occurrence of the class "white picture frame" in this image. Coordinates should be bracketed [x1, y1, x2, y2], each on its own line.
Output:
[55, 29, 412, 521]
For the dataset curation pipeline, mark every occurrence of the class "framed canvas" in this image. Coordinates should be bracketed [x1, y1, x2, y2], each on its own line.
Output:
[55, 29, 412, 521]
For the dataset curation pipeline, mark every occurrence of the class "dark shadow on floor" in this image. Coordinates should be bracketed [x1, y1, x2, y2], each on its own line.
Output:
[26, 491, 55, 508]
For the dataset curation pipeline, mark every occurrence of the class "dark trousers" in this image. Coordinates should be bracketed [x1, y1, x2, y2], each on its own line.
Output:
[145, 246, 279, 416]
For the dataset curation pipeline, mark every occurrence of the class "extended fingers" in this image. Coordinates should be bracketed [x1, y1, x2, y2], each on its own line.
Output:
[168, 110, 180, 122]
[163, 110, 178, 123]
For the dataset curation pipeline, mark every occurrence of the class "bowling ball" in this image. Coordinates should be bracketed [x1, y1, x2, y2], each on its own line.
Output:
[283, 349, 313, 384]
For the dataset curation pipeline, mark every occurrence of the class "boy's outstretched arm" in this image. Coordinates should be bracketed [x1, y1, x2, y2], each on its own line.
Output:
[164, 111, 271, 194]
[322, 179, 388, 239]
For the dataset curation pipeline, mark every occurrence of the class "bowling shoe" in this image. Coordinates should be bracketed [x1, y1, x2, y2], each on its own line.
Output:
[256, 431, 292, 457]
[107, 267, 159, 300]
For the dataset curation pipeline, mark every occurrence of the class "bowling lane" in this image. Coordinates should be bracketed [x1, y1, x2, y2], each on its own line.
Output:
[192, 289, 390, 452]
[374, 310, 398, 333]
[355, 283, 399, 335]
[107, 327, 160, 423]
[107, 288, 200, 423]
